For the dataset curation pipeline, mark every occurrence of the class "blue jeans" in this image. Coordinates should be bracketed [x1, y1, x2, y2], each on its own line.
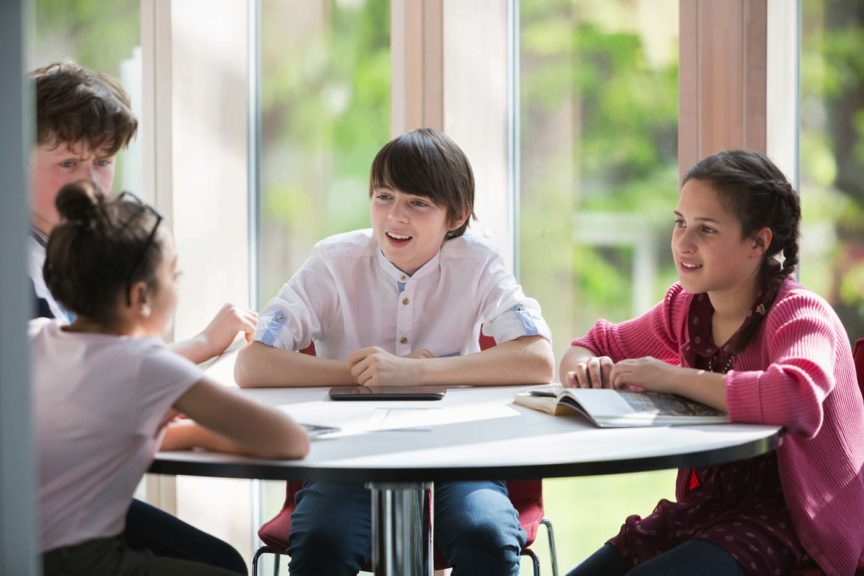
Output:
[565, 542, 748, 576]
[125, 499, 247, 575]
[287, 480, 526, 576]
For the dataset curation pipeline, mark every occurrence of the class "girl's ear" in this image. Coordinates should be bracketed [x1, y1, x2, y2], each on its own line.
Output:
[128, 281, 152, 317]
[751, 226, 773, 256]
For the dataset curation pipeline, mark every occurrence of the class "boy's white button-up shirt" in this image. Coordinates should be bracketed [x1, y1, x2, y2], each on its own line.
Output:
[255, 229, 551, 359]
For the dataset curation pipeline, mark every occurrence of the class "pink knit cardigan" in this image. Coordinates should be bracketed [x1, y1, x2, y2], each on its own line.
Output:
[571, 279, 864, 576]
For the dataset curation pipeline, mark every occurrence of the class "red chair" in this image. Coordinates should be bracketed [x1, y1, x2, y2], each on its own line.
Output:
[791, 337, 864, 576]
[252, 337, 559, 575]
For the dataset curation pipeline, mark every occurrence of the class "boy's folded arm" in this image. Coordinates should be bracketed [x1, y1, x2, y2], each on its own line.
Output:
[234, 340, 355, 388]
[172, 377, 310, 459]
[417, 335, 554, 386]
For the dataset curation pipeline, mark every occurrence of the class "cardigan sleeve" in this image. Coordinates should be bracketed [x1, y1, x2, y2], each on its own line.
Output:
[725, 290, 841, 438]
[570, 284, 687, 364]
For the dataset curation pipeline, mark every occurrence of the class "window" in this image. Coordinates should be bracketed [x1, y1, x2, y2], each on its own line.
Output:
[799, 0, 864, 339]
[257, 0, 391, 302]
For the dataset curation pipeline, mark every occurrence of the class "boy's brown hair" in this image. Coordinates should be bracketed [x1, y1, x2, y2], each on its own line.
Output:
[44, 181, 163, 325]
[369, 128, 477, 237]
[33, 60, 138, 154]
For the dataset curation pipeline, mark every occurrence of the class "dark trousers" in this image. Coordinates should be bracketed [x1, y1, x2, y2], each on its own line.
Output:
[566, 541, 748, 576]
[43, 534, 243, 576]
[124, 499, 247, 575]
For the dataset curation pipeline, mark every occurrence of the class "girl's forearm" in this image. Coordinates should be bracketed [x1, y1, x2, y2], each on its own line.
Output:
[671, 368, 728, 412]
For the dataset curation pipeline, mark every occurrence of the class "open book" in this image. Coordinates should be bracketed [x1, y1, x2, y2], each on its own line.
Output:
[513, 386, 730, 428]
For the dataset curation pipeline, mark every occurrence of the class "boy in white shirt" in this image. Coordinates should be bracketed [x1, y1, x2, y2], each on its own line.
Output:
[236, 128, 555, 575]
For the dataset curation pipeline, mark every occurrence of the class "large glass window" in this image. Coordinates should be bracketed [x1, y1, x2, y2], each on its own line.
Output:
[258, 0, 391, 302]
[799, 0, 864, 339]
[519, 0, 679, 568]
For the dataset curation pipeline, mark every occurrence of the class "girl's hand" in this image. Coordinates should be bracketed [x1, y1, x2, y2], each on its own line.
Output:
[564, 355, 615, 388]
[608, 357, 681, 394]
[198, 303, 259, 358]
[348, 346, 426, 386]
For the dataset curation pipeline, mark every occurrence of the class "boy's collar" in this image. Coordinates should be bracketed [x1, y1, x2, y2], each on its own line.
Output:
[31, 226, 48, 248]
[375, 247, 442, 283]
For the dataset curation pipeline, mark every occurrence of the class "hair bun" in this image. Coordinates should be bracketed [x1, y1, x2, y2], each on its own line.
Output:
[55, 180, 105, 223]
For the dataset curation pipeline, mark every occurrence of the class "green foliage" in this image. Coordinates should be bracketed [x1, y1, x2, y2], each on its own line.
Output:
[33, 0, 139, 74]
[259, 0, 390, 297]
[519, 0, 679, 353]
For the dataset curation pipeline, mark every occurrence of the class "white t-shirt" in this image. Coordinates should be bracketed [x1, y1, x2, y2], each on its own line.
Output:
[31, 318, 202, 552]
[255, 229, 552, 357]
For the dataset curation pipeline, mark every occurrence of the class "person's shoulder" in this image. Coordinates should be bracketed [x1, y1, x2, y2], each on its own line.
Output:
[28, 316, 57, 339]
[312, 229, 377, 260]
[662, 283, 691, 306]
[771, 278, 836, 317]
[440, 232, 502, 261]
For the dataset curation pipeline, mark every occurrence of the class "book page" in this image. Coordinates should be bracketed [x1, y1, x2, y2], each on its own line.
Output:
[563, 389, 639, 416]
[616, 391, 724, 417]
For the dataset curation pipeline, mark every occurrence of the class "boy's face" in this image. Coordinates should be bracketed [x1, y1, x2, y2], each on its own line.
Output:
[30, 139, 116, 234]
[370, 186, 459, 276]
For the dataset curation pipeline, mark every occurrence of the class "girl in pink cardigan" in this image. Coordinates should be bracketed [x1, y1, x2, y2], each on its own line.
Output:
[561, 150, 864, 576]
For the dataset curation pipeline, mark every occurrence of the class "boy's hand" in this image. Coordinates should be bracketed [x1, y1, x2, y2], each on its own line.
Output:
[564, 355, 615, 388]
[348, 346, 427, 386]
[197, 303, 259, 358]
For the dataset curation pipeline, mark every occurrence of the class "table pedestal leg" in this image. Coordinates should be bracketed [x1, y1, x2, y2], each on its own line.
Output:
[367, 481, 434, 576]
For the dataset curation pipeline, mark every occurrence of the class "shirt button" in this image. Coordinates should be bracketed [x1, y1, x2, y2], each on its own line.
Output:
[400, 337, 408, 345]
[400, 274, 407, 281]
[402, 298, 409, 305]
[275, 312, 285, 322]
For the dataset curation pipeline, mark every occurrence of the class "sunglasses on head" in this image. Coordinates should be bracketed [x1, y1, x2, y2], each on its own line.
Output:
[116, 191, 164, 307]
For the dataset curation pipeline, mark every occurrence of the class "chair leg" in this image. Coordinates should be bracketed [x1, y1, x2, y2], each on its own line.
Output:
[251, 546, 265, 576]
[521, 547, 542, 576]
[250, 546, 282, 576]
[541, 518, 559, 576]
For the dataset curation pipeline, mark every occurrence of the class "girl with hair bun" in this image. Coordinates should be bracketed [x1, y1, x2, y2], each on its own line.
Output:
[32, 182, 310, 576]
[561, 150, 864, 576]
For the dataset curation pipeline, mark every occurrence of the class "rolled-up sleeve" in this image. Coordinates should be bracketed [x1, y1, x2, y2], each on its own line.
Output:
[254, 252, 337, 351]
[477, 252, 552, 344]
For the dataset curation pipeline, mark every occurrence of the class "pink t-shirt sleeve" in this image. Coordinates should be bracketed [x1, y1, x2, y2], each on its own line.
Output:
[136, 344, 204, 434]
[570, 284, 687, 364]
[725, 291, 840, 437]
